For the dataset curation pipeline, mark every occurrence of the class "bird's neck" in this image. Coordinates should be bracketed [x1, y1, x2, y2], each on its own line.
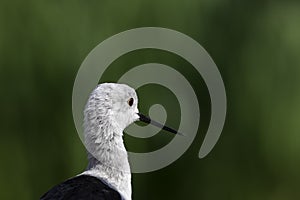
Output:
[82, 122, 131, 200]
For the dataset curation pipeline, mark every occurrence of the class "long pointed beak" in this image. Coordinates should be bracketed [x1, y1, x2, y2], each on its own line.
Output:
[137, 113, 182, 135]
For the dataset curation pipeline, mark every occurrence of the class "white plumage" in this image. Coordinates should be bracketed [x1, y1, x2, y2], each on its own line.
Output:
[82, 83, 139, 200]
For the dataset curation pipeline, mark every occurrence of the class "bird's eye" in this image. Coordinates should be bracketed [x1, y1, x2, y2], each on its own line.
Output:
[128, 98, 134, 106]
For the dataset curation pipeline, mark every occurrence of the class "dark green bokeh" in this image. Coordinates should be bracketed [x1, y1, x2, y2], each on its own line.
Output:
[1, 0, 300, 199]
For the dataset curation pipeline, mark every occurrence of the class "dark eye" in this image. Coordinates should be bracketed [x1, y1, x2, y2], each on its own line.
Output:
[128, 98, 134, 106]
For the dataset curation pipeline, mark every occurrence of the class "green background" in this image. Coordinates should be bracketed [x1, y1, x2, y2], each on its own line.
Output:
[1, 0, 300, 199]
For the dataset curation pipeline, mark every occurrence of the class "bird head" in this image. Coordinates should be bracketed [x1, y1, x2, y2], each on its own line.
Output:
[84, 83, 181, 138]
[84, 83, 139, 134]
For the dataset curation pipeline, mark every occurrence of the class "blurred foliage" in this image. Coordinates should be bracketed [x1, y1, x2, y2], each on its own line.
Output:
[1, 0, 300, 199]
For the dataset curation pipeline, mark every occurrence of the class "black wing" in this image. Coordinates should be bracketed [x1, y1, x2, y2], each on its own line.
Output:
[40, 175, 122, 200]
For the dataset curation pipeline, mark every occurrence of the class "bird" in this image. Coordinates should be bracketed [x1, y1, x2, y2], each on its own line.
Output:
[40, 83, 180, 200]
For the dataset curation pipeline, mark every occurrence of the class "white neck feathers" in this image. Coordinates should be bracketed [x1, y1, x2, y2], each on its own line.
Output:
[81, 111, 132, 200]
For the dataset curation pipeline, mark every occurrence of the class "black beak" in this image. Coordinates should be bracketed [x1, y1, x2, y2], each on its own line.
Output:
[137, 113, 182, 135]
